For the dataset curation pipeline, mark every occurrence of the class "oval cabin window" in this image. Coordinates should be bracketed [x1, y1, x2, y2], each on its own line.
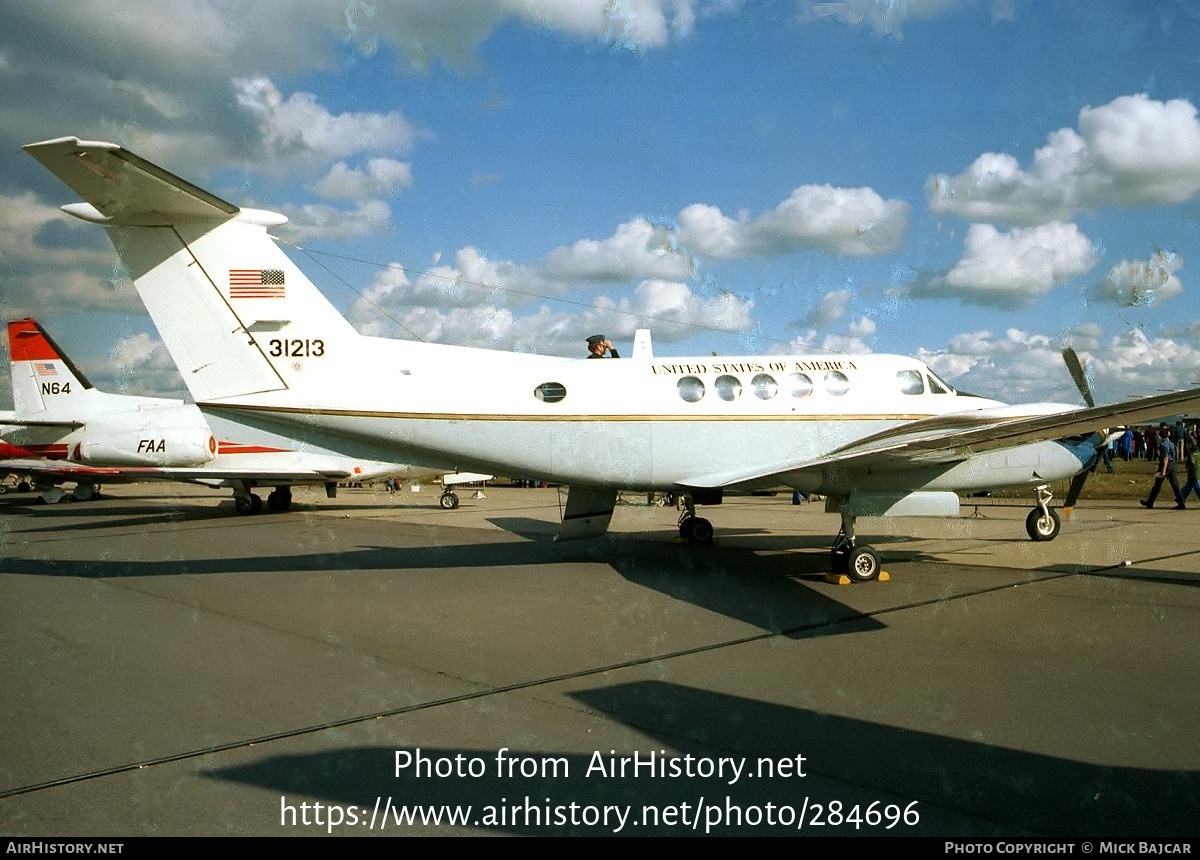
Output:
[715, 375, 742, 401]
[824, 371, 850, 396]
[788, 372, 814, 398]
[534, 382, 567, 403]
[751, 373, 778, 400]
[677, 376, 705, 403]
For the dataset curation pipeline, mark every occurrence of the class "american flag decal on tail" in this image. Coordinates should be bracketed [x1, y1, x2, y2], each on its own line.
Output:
[229, 269, 286, 298]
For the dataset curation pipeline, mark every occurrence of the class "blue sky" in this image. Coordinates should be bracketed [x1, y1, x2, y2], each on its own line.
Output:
[2, 0, 1199, 408]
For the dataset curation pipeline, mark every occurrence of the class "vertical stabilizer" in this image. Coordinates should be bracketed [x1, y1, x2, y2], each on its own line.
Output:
[7, 319, 96, 418]
[24, 136, 361, 406]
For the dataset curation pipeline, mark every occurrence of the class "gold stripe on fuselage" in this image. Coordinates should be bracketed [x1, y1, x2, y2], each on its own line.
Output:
[202, 403, 939, 423]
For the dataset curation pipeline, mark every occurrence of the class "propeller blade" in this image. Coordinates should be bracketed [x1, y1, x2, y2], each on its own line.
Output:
[1061, 347, 1095, 408]
[1062, 470, 1089, 519]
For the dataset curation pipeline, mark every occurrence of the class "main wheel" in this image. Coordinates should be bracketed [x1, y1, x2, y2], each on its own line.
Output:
[267, 489, 292, 512]
[235, 493, 264, 515]
[687, 517, 714, 544]
[440, 491, 460, 510]
[72, 484, 99, 501]
[846, 545, 882, 582]
[1025, 507, 1061, 541]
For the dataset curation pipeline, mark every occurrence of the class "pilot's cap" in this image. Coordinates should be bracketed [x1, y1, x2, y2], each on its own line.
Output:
[586, 334, 607, 346]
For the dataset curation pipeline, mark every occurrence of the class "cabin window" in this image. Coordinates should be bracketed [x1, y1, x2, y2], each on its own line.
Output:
[824, 370, 850, 396]
[927, 374, 948, 394]
[677, 376, 705, 403]
[787, 372, 814, 399]
[897, 370, 924, 395]
[751, 373, 778, 400]
[534, 382, 567, 403]
[715, 374, 742, 401]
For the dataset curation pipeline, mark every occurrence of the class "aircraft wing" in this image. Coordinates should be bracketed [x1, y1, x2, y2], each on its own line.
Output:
[1, 419, 84, 430]
[0, 460, 369, 486]
[690, 386, 1200, 491]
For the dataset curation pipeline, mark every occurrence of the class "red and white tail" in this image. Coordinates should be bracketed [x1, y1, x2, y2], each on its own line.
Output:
[7, 318, 98, 418]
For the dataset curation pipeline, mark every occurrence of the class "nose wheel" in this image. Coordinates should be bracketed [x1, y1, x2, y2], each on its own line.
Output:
[440, 489, 460, 509]
[1026, 485, 1061, 541]
[831, 515, 882, 582]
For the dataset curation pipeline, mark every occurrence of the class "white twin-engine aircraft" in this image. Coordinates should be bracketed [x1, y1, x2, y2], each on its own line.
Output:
[25, 136, 1200, 580]
[1, 317, 426, 512]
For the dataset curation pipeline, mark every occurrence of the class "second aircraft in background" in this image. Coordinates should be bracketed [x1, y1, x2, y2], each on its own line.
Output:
[1, 318, 487, 512]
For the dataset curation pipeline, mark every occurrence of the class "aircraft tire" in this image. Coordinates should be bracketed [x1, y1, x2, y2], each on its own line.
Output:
[16, 480, 32, 493]
[235, 493, 264, 515]
[267, 490, 292, 512]
[687, 517, 714, 544]
[679, 516, 695, 540]
[1025, 507, 1061, 541]
[72, 484, 99, 501]
[440, 491, 460, 510]
[846, 546, 882, 582]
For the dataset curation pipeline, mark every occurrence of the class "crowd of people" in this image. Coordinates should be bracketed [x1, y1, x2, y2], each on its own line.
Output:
[1115, 421, 1200, 510]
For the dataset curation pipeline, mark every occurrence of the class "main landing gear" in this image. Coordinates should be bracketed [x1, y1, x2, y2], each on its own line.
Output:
[677, 496, 714, 544]
[234, 492, 263, 515]
[674, 493, 884, 582]
[830, 511, 882, 583]
[267, 487, 293, 512]
[439, 489, 460, 509]
[234, 485, 293, 515]
[1025, 485, 1061, 542]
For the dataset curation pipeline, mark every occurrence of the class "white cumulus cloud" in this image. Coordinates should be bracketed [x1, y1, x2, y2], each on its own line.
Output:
[928, 94, 1200, 225]
[677, 185, 909, 258]
[234, 76, 424, 163]
[275, 200, 393, 242]
[541, 218, 694, 282]
[312, 159, 414, 200]
[910, 222, 1099, 308]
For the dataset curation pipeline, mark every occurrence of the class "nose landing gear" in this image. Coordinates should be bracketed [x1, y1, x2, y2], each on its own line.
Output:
[830, 511, 882, 582]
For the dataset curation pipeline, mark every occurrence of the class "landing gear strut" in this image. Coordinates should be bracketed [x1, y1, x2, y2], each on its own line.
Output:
[1025, 485, 1061, 541]
[830, 511, 882, 582]
[677, 495, 713, 544]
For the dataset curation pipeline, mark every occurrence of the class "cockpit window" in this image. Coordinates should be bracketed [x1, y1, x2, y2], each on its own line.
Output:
[677, 376, 705, 403]
[927, 374, 948, 394]
[897, 370, 924, 395]
[787, 372, 813, 398]
[751, 373, 778, 400]
[534, 382, 567, 403]
[715, 374, 742, 401]
[824, 370, 850, 396]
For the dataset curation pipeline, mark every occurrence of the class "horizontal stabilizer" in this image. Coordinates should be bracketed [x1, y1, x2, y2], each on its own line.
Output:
[22, 137, 239, 225]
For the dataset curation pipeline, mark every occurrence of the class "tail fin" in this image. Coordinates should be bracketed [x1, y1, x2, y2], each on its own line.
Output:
[7, 318, 97, 418]
[24, 137, 361, 405]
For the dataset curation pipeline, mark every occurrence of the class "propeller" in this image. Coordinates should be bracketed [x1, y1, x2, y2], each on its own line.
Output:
[1061, 347, 1103, 518]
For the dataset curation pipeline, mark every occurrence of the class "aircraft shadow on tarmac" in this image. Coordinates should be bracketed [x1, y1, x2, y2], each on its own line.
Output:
[207, 680, 1197, 836]
[0, 528, 888, 639]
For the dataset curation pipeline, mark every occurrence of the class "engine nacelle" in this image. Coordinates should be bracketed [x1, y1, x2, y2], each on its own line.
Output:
[69, 422, 218, 467]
